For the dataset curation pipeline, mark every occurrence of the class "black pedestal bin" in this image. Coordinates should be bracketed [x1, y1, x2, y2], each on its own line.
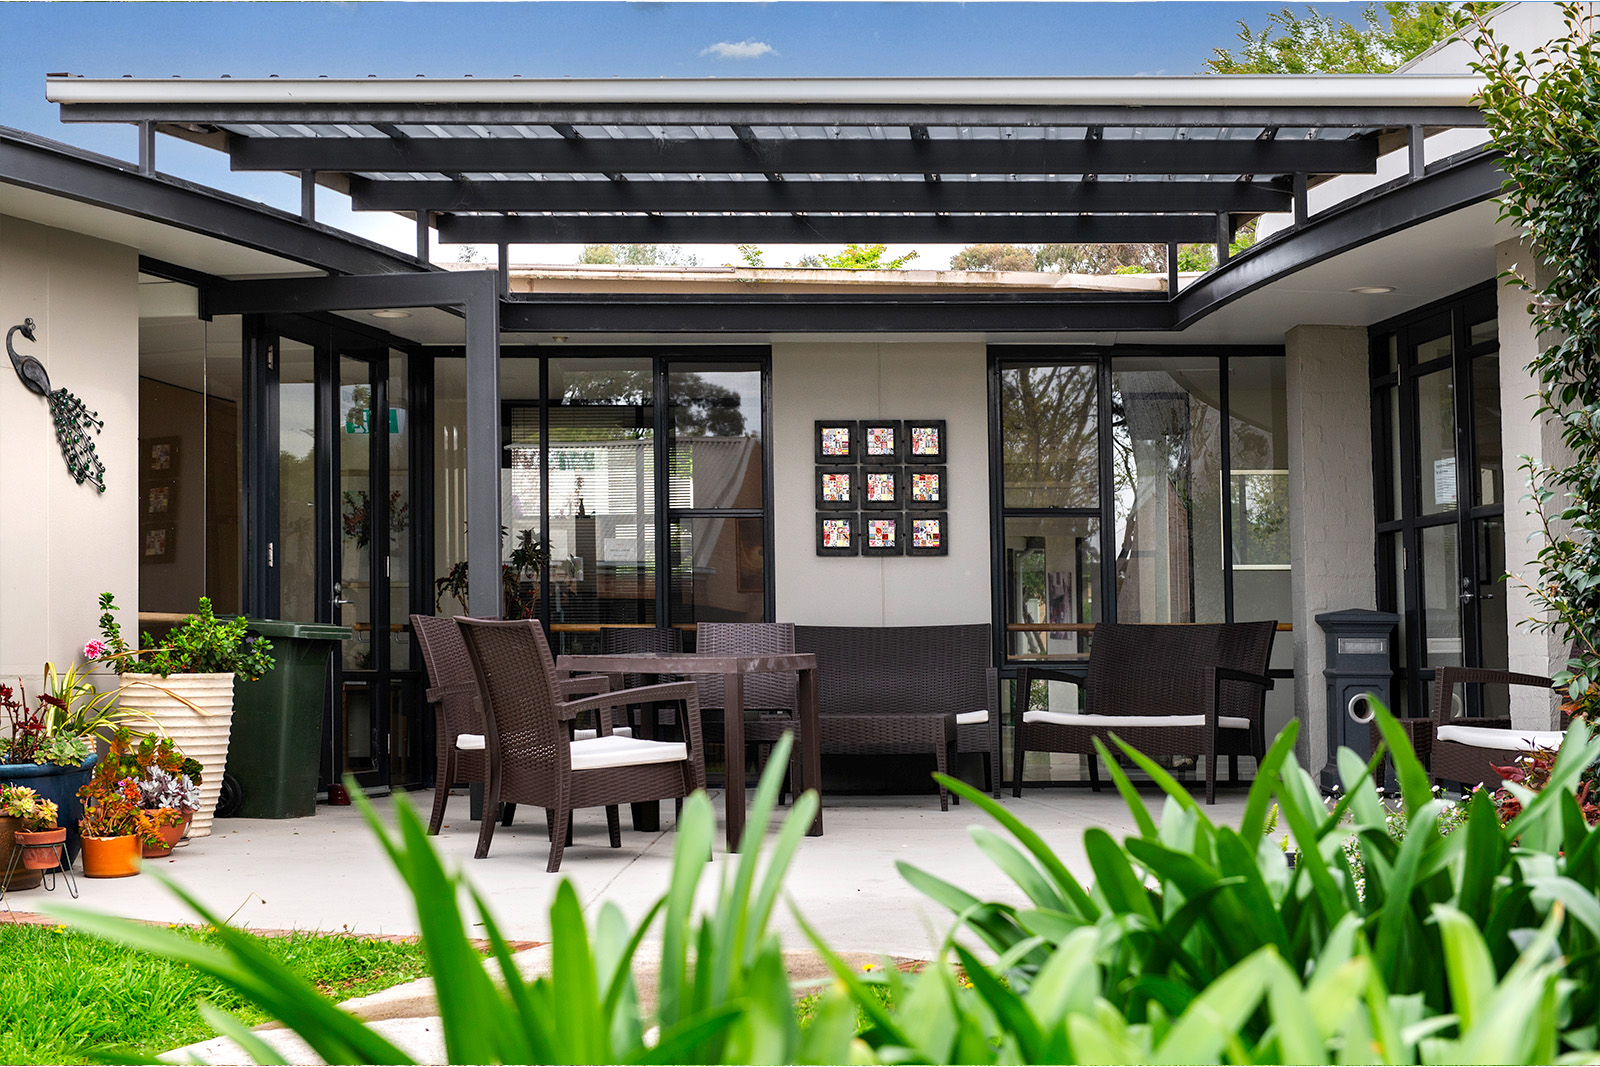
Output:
[226, 620, 351, 818]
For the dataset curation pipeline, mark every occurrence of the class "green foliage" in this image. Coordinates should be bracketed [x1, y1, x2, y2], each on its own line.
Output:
[1205, 2, 1485, 74]
[97, 593, 275, 681]
[1473, 3, 1600, 700]
[578, 244, 701, 268]
[947, 243, 1041, 272]
[0, 783, 59, 831]
[804, 243, 919, 270]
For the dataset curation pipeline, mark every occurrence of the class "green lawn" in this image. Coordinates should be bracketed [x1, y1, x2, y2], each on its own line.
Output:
[0, 921, 435, 1065]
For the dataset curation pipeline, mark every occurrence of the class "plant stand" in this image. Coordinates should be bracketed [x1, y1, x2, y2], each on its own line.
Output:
[0, 841, 78, 913]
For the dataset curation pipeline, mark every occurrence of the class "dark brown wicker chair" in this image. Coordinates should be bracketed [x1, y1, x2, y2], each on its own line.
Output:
[601, 625, 684, 739]
[456, 618, 705, 872]
[794, 624, 995, 810]
[1424, 667, 1561, 790]
[1011, 621, 1277, 804]
[413, 614, 618, 835]
[694, 622, 802, 794]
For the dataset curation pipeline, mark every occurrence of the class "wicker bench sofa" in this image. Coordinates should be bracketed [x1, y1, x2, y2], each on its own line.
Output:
[793, 623, 999, 809]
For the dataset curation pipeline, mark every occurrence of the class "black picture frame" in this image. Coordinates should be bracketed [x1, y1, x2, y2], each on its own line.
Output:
[861, 513, 906, 556]
[145, 436, 182, 477]
[815, 514, 859, 556]
[906, 512, 949, 556]
[815, 467, 857, 510]
[145, 480, 178, 517]
[140, 522, 176, 563]
[905, 465, 946, 510]
[860, 466, 902, 510]
[814, 420, 859, 464]
[861, 420, 904, 463]
[905, 420, 947, 464]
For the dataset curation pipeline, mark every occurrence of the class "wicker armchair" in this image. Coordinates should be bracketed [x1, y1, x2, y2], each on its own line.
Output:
[793, 624, 994, 810]
[456, 618, 705, 872]
[601, 625, 684, 739]
[1011, 621, 1276, 804]
[413, 614, 616, 835]
[694, 622, 802, 795]
[1424, 667, 1561, 790]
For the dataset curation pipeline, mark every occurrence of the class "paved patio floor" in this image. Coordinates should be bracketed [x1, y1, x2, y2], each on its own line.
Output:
[14, 783, 1249, 959]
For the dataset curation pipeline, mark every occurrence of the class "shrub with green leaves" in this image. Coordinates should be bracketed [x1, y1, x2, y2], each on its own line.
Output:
[96, 593, 275, 681]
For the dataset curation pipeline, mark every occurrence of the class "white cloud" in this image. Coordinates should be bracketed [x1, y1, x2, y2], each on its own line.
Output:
[701, 40, 774, 60]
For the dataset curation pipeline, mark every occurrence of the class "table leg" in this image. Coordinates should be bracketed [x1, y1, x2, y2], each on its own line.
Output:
[724, 672, 746, 852]
[799, 666, 823, 836]
[628, 672, 662, 832]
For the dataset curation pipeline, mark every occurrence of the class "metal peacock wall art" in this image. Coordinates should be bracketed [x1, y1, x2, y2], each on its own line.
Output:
[6, 318, 107, 492]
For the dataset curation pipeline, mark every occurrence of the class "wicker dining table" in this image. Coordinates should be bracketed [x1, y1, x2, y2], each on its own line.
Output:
[554, 650, 823, 852]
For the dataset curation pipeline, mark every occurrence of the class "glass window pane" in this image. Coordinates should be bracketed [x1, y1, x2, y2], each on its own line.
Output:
[1377, 385, 1401, 522]
[1414, 366, 1457, 516]
[1111, 358, 1226, 624]
[1003, 516, 1100, 662]
[1472, 353, 1502, 507]
[1420, 523, 1461, 670]
[670, 517, 765, 624]
[1475, 517, 1509, 672]
[498, 360, 544, 619]
[204, 316, 243, 615]
[338, 355, 373, 670]
[669, 362, 763, 507]
[1414, 327, 1453, 366]
[278, 339, 318, 624]
[1000, 363, 1099, 508]
[387, 352, 411, 670]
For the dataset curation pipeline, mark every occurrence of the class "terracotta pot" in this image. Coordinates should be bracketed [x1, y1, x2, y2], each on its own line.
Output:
[80, 833, 141, 878]
[121, 673, 235, 838]
[1, 755, 98, 863]
[0, 816, 43, 890]
[141, 812, 191, 858]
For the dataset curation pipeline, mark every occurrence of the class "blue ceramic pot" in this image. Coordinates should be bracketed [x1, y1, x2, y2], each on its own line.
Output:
[0, 754, 98, 863]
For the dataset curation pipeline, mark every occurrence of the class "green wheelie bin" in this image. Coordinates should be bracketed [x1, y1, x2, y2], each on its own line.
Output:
[226, 619, 352, 818]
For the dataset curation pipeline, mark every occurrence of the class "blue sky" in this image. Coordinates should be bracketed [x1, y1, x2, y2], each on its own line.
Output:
[0, 1, 1384, 266]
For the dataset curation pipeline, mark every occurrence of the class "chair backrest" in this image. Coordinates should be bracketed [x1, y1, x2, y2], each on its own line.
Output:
[695, 622, 797, 712]
[1084, 621, 1277, 720]
[794, 624, 991, 717]
[455, 618, 568, 783]
[411, 614, 484, 741]
[601, 626, 683, 690]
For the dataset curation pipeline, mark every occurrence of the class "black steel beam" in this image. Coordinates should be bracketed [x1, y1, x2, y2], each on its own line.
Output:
[352, 176, 1293, 214]
[437, 212, 1218, 245]
[501, 292, 1175, 333]
[0, 128, 428, 278]
[231, 134, 1378, 177]
[206, 269, 495, 316]
[58, 102, 1486, 128]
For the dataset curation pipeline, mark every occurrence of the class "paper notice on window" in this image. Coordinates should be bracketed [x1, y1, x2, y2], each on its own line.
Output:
[1434, 457, 1457, 507]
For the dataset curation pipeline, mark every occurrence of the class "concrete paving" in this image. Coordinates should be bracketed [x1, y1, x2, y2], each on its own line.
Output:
[23, 784, 1247, 958]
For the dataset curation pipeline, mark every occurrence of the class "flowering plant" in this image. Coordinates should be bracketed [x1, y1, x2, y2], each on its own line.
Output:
[96, 592, 274, 681]
[0, 784, 59, 831]
[77, 728, 174, 845]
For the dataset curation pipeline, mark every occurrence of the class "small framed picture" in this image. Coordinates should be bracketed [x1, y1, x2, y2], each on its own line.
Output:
[816, 468, 857, 510]
[145, 482, 177, 517]
[145, 436, 181, 477]
[906, 513, 949, 557]
[862, 514, 905, 557]
[816, 514, 859, 557]
[861, 420, 903, 462]
[906, 466, 946, 510]
[861, 467, 901, 510]
[815, 420, 859, 465]
[141, 523, 176, 563]
[906, 420, 946, 463]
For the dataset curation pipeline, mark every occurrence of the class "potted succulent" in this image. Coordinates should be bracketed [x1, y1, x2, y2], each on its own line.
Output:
[0, 784, 62, 884]
[93, 593, 274, 837]
[76, 729, 167, 878]
[133, 735, 202, 858]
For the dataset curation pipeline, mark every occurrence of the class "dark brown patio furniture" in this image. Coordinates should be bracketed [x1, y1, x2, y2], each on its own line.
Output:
[1011, 621, 1276, 804]
[601, 625, 684, 738]
[455, 617, 705, 872]
[793, 623, 998, 809]
[413, 614, 619, 835]
[1422, 667, 1561, 790]
[695, 622, 802, 795]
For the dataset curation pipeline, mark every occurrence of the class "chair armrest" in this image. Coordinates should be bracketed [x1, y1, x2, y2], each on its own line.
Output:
[1432, 667, 1556, 726]
[1214, 666, 1274, 691]
[425, 682, 477, 705]
[560, 681, 704, 735]
[558, 674, 611, 698]
[1203, 666, 1273, 728]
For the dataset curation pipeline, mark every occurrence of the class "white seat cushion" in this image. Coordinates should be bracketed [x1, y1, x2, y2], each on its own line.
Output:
[1436, 725, 1567, 751]
[956, 709, 988, 726]
[570, 734, 689, 772]
[456, 733, 485, 751]
[1022, 711, 1251, 730]
[574, 726, 634, 741]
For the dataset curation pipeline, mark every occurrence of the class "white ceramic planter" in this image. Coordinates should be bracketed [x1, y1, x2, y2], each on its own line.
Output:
[122, 672, 235, 838]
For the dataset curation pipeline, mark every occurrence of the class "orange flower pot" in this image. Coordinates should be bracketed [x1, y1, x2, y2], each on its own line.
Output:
[80, 833, 141, 878]
[142, 813, 192, 859]
[14, 827, 67, 872]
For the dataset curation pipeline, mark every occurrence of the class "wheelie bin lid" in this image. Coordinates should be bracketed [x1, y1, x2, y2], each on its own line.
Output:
[234, 618, 354, 641]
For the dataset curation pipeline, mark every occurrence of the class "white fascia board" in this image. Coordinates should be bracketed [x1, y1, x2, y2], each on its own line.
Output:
[46, 74, 1485, 109]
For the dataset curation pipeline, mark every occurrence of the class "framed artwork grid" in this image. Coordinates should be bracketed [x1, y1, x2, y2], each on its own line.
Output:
[861, 466, 901, 510]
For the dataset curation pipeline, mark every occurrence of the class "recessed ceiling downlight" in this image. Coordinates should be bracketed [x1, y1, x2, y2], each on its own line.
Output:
[1349, 285, 1396, 295]
[370, 309, 412, 319]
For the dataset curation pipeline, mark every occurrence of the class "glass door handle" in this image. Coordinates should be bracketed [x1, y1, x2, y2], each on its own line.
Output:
[332, 582, 353, 608]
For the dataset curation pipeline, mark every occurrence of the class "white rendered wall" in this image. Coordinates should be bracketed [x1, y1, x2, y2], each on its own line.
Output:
[772, 342, 990, 626]
[1497, 237, 1570, 728]
[0, 215, 140, 694]
[1285, 325, 1377, 774]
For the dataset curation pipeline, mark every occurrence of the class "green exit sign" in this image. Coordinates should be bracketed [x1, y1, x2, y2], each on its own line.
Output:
[344, 409, 405, 435]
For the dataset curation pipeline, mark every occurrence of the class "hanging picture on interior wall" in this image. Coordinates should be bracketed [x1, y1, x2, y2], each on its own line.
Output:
[906, 467, 946, 509]
[145, 437, 181, 477]
[861, 420, 904, 462]
[815, 514, 859, 556]
[861, 467, 901, 510]
[735, 516, 765, 594]
[145, 482, 177, 517]
[141, 523, 176, 564]
[862, 514, 905, 556]
[906, 513, 949, 557]
[814, 420, 859, 464]
[815, 468, 856, 510]
[905, 420, 946, 463]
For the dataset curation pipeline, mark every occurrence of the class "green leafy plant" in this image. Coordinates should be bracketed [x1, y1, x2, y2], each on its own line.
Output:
[0, 784, 59, 831]
[77, 728, 171, 846]
[96, 593, 274, 681]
